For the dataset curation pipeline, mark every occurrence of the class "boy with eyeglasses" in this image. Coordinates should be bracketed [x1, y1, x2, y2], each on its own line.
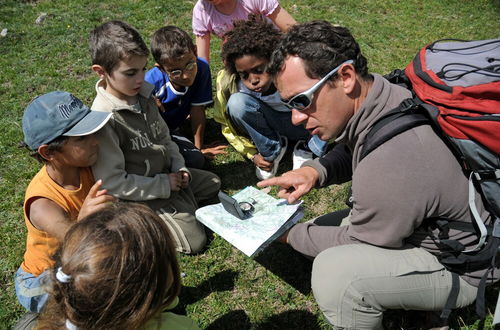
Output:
[145, 26, 226, 169]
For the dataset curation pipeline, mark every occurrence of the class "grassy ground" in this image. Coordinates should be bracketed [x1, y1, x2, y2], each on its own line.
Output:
[1, 0, 499, 328]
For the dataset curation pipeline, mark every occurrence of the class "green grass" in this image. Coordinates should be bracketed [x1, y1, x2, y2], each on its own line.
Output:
[1, 0, 499, 328]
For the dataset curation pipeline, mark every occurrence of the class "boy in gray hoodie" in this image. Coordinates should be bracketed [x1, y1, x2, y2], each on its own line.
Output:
[89, 20, 220, 254]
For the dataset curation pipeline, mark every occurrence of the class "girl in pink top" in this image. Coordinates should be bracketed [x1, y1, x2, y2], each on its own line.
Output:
[192, 0, 296, 62]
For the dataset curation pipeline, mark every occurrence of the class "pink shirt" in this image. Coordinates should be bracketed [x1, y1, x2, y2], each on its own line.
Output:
[192, 0, 279, 38]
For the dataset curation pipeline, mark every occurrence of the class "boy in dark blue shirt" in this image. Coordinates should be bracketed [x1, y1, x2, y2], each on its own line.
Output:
[145, 26, 226, 168]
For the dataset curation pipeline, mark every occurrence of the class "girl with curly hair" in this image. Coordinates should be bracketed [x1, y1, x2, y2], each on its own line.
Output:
[214, 15, 327, 180]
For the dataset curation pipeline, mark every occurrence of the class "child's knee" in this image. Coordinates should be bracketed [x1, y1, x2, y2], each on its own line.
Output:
[161, 211, 207, 254]
[187, 231, 207, 254]
[227, 92, 258, 119]
[179, 222, 207, 254]
[15, 268, 49, 313]
[209, 172, 221, 191]
[189, 169, 221, 199]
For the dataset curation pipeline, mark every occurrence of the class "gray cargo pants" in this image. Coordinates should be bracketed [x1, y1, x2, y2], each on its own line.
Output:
[311, 244, 477, 329]
[289, 211, 478, 329]
[147, 168, 220, 254]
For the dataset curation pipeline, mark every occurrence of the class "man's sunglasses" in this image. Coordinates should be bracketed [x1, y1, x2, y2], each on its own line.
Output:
[280, 60, 354, 111]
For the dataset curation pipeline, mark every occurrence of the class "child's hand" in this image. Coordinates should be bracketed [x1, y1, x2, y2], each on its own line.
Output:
[252, 153, 273, 172]
[201, 142, 228, 159]
[179, 171, 190, 189]
[154, 97, 166, 113]
[78, 180, 116, 221]
[169, 173, 182, 191]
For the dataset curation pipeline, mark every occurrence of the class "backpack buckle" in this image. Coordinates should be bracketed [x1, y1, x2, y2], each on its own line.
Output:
[493, 218, 500, 238]
[474, 170, 500, 181]
[399, 98, 417, 112]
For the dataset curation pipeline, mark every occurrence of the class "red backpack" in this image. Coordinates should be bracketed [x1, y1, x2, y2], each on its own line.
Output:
[360, 38, 500, 320]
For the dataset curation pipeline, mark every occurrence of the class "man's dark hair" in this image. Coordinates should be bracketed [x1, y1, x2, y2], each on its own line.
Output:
[89, 20, 149, 73]
[221, 14, 282, 75]
[151, 26, 196, 64]
[268, 21, 371, 81]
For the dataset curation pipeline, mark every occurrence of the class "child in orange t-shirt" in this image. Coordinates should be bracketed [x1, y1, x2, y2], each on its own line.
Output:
[15, 91, 114, 313]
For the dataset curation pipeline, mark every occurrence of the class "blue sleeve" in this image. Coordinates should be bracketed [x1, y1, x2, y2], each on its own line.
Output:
[191, 58, 213, 106]
[145, 67, 168, 101]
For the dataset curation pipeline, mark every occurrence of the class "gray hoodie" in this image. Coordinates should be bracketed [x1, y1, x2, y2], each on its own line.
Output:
[91, 80, 188, 201]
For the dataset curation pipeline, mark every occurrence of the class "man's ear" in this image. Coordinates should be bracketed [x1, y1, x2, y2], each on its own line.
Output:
[91, 64, 106, 79]
[338, 63, 357, 94]
[37, 144, 55, 162]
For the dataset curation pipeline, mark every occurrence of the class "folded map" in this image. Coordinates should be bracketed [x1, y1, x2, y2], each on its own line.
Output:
[195, 186, 303, 257]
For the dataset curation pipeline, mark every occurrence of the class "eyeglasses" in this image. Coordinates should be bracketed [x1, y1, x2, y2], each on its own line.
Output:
[280, 60, 354, 111]
[166, 61, 197, 78]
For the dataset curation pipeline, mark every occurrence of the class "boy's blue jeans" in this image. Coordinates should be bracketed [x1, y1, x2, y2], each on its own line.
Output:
[15, 267, 49, 313]
[227, 92, 327, 161]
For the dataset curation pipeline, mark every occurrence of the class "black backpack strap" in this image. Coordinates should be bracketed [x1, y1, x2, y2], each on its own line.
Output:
[475, 236, 500, 319]
[476, 219, 500, 318]
[383, 69, 412, 89]
[440, 272, 460, 321]
[360, 98, 430, 161]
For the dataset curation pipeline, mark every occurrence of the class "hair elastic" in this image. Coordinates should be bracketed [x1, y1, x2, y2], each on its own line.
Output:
[56, 267, 71, 283]
[65, 319, 77, 330]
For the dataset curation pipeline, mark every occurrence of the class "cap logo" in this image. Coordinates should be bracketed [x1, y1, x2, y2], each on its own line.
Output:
[58, 95, 84, 119]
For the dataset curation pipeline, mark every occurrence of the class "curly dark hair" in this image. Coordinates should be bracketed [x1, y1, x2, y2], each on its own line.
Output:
[221, 14, 282, 75]
[268, 21, 371, 81]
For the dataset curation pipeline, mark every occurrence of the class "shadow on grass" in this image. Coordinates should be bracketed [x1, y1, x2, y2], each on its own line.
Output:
[210, 160, 257, 191]
[254, 242, 313, 295]
[254, 309, 323, 330]
[173, 270, 239, 315]
[205, 309, 322, 330]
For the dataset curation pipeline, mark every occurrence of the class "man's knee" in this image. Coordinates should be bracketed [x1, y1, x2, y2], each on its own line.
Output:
[312, 247, 357, 311]
[311, 245, 381, 328]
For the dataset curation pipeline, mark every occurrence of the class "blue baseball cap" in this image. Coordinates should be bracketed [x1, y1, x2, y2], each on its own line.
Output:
[22, 91, 112, 150]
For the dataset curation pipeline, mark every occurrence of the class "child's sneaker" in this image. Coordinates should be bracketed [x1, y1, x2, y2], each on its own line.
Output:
[256, 136, 288, 180]
[293, 140, 314, 170]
